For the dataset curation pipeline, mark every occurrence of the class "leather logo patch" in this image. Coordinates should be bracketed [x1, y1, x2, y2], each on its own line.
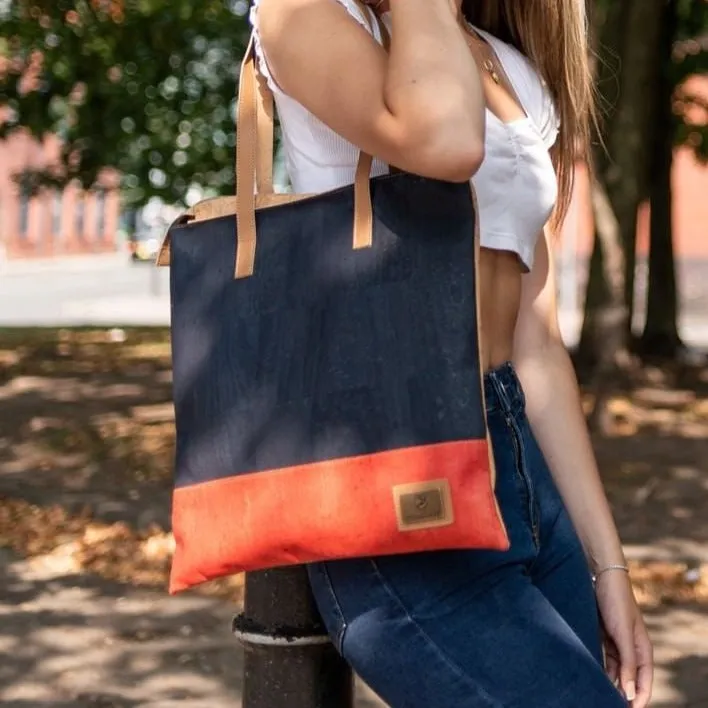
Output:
[393, 480, 454, 532]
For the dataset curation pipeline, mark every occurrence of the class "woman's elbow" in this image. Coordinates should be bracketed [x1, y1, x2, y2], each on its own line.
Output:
[414, 138, 484, 182]
[437, 140, 485, 182]
[398, 115, 485, 182]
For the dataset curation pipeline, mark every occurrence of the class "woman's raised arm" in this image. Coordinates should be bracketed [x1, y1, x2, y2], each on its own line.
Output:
[256, 0, 485, 181]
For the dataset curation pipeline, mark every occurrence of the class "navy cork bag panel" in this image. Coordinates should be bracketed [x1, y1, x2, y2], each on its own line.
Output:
[167, 173, 508, 592]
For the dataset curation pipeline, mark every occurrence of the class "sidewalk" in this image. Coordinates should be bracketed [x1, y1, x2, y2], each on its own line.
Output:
[0, 547, 385, 708]
[2, 545, 706, 707]
[1, 252, 707, 350]
[0, 302, 707, 706]
[0, 252, 128, 277]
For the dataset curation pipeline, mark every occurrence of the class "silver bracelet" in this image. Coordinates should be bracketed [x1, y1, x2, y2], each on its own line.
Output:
[592, 564, 630, 584]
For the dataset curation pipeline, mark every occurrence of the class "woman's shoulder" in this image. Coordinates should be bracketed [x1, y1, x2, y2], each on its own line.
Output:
[251, 0, 377, 37]
[250, 0, 382, 94]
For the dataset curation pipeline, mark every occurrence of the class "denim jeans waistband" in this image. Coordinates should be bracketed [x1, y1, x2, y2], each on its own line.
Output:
[484, 361, 526, 417]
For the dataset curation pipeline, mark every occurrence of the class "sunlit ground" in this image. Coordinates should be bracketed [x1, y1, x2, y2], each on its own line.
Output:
[0, 328, 707, 705]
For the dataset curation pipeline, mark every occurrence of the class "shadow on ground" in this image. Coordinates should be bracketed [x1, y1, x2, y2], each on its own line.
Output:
[0, 548, 241, 707]
[0, 329, 175, 530]
[1, 329, 707, 706]
[594, 366, 708, 564]
[643, 602, 708, 707]
[0, 546, 385, 707]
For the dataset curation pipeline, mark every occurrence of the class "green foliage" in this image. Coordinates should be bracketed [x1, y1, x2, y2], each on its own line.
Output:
[0, 0, 251, 206]
[672, 0, 708, 162]
[1, 0, 705, 206]
[593, 0, 707, 162]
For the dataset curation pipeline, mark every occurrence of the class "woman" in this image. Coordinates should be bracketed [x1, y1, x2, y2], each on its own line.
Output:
[252, 0, 653, 705]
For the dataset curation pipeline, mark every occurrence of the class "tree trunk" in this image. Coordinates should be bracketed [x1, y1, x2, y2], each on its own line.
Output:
[578, 0, 664, 368]
[575, 231, 607, 372]
[577, 0, 627, 367]
[639, 0, 683, 359]
[612, 2, 665, 333]
[586, 180, 631, 433]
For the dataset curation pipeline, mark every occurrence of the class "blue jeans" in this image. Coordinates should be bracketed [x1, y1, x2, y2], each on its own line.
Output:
[307, 363, 626, 707]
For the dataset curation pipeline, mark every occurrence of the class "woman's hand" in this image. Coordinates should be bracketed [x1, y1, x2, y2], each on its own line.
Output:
[595, 570, 653, 707]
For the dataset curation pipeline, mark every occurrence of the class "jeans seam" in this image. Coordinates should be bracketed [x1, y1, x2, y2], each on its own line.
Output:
[318, 564, 349, 654]
[368, 560, 501, 707]
[530, 505, 592, 585]
[507, 414, 540, 549]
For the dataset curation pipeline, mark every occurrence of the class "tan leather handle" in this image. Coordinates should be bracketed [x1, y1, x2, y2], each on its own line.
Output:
[234, 35, 259, 279]
[246, 0, 384, 202]
[233, 21, 377, 278]
[253, 46, 275, 196]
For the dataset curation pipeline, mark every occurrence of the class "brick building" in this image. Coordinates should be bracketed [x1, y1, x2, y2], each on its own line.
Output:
[0, 77, 705, 262]
[0, 130, 121, 260]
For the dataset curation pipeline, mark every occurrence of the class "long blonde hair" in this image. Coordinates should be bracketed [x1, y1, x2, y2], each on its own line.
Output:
[462, 0, 596, 228]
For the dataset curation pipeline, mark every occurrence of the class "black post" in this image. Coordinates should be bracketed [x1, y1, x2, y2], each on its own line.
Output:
[234, 567, 354, 708]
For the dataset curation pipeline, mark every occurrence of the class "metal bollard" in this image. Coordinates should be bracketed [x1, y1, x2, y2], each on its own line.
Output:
[234, 566, 354, 708]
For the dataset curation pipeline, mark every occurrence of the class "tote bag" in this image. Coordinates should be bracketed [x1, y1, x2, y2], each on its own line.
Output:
[157, 18, 509, 594]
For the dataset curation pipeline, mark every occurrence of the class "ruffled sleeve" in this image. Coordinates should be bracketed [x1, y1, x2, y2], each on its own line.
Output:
[249, 0, 380, 94]
[513, 56, 560, 149]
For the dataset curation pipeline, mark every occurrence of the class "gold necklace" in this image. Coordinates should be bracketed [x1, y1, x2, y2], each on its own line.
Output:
[482, 58, 501, 85]
[462, 26, 502, 85]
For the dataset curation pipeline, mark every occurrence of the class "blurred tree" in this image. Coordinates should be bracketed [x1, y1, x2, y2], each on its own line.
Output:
[0, 0, 251, 207]
[579, 0, 664, 377]
[576, 0, 627, 382]
[640, 0, 682, 359]
[640, 0, 708, 358]
[578, 0, 707, 371]
[671, 0, 708, 165]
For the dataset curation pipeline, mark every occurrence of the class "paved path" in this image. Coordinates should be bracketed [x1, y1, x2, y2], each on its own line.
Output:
[2, 253, 708, 705]
[0, 549, 386, 708]
[2, 545, 707, 707]
[2, 254, 708, 351]
[0, 255, 170, 328]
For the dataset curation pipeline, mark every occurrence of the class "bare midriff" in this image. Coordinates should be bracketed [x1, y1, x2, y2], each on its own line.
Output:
[478, 247, 522, 372]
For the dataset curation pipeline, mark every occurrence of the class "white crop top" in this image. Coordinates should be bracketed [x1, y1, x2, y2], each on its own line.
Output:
[250, 0, 560, 271]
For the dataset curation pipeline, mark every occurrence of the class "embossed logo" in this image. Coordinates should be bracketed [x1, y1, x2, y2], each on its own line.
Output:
[393, 480, 454, 531]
